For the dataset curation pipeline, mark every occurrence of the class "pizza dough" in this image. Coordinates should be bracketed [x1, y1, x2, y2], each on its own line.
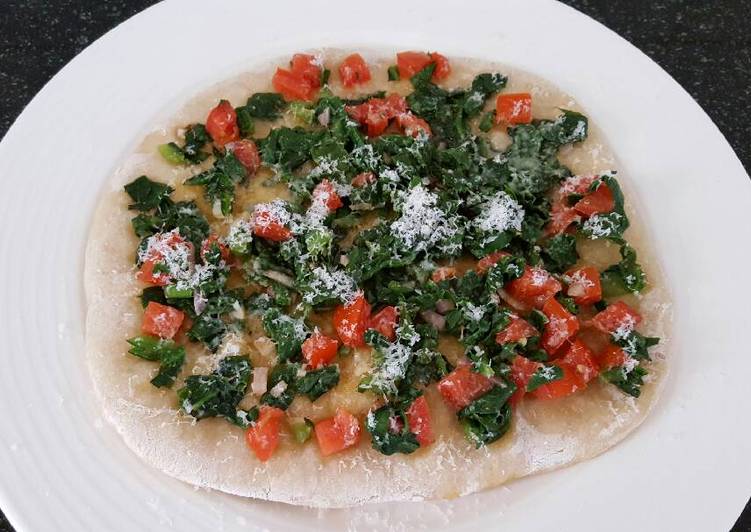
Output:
[84, 50, 671, 507]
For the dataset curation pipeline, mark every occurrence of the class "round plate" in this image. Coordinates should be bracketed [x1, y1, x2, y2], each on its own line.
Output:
[0, 0, 749, 530]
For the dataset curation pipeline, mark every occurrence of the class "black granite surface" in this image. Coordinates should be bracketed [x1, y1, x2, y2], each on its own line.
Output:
[0, 1, 749, 531]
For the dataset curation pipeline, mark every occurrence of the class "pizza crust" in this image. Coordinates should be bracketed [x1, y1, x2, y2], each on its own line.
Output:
[84, 51, 671, 507]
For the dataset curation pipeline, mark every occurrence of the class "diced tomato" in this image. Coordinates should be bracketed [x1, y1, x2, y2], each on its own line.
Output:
[290, 53, 322, 87]
[396, 51, 450, 80]
[367, 305, 398, 342]
[598, 343, 627, 370]
[496, 316, 538, 345]
[345, 93, 407, 137]
[397, 112, 432, 137]
[245, 406, 284, 462]
[545, 201, 580, 237]
[437, 364, 494, 411]
[200, 234, 231, 263]
[351, 171, 376, 188]
[272, 68, 317, 102]
[431, 266, 457, 283]
[333, 293, 372, 347]
[429, 52, 451, 80]
[314, 408, 361, 456]
[530, 362, 582, 400]
[228, 139, 260, 175]
[505, 266, 562, 308]
[312, 179, 343, 211]
[560, 339, 599, 384]
[510, 355, 541, 405]
[206, 100, 240, 147]
[574, 182, 615, 216]
[475, 251, 511, 274]
[141, 302, 185, 339]
[338, 53, 371, 88]
[252, 205, 292, 242]
[137, 231, 192, 286]
[590, 301, 642, 335]
[565, 266, 602, 306]
[406, 396, 434, 446]
[495, 93, 532, 125]
[138, 259, 169, 286]
[541, 298, 580, 355]
[301, 330, 340, 369]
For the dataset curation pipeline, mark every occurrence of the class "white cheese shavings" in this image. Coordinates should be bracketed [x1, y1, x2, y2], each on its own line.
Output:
[303, 266, 359, 304]
[474, 192, 525, 234]
[582, 212, 624, 239]
[389, 185, 460, 254]
[225, 219, 253, 251]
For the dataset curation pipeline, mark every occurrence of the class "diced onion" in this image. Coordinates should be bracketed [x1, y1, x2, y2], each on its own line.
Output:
[251, 367, 268, 395]
[421, 310, 446, 331]
[435, 298, 455, 314]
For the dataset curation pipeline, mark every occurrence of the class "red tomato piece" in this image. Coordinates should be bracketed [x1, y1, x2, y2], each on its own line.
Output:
[290, 53, 322, 87]
[312, 179, 343, 211]
[574, 183, 615, 216]
[245, 406, 284, 462]
[141, 302, 185, 339]
[530, 362, 582, 400]
[367, 305, 398, 342]
[541, 298, 580, 355]
[206, 100, 239, 147]
[558, 175, 597, 197]
[351, 171, 376, 188]
[252, 205, 292, 242]
[338, 53, 371, 88]
[200, 234, 231, 263]
[272, 68, 316, 102]
[396, 51, 450, 80]
[228, 139, 260, 175]
[138, 259, 169, 286]
[345, 94, 407, 137]
[560, 339, 599, 384]
[431, 266, 457, 283]
[333, 293, 372, 347]
[496, 316, 538, 345]
[314, 408, 361, 456]
[506, 266, 563, 308]
[396, 51, 432, 78]
[406, 396, 435, 447]
[564, 266, 602, 306]
[510, 354, 541, 405]
[475, 251, 511, 274]
[302, 330, 340, 369]
[545, 201, 580, 237]
[590, 301, 642, 335]
[428, 52, 451, 80]
[495, 93, 533, 125]
[397, 112, 432, 138]
[598, 343, 627, 370]
[437, 364, 494, 411]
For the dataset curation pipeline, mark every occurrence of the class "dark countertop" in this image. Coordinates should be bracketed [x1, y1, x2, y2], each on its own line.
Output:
[0, 1, 749, 531]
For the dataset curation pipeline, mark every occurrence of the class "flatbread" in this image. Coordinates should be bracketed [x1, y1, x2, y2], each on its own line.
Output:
[84, 51, 671, 507]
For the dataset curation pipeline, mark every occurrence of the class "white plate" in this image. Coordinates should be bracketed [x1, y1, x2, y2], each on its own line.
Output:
[1, 0, 749, 530]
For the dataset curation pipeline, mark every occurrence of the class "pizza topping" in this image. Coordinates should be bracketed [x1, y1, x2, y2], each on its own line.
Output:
[121, 51, 660, 458]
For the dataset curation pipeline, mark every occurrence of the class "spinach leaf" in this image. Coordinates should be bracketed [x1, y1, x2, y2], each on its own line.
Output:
[182, 124, 211, 163]
[601, 243, 647, 295]
[184, 151, 247, 216]
[178, 356, 252, 421]
[260, 363, 299, 409]
[601, 365, 647, 398]
[244, 93, 287, 120]
[526, 364, 563, 392]
[297, 365, 340, 401]
[124, 176, 173, 211]
[615, 331, 659, 360]
[127, 335, 186, 388]
[366, 404, 420, 455]
[258, 127, 323, 172]
[457, 383, 515, 447]
[262, 308, 308, 362]
[542, 233, 579, 273]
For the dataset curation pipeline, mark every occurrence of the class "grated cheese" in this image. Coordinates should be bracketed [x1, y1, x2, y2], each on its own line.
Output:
[389, 185, 460, 255]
